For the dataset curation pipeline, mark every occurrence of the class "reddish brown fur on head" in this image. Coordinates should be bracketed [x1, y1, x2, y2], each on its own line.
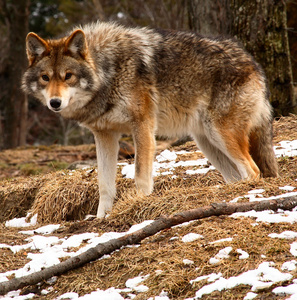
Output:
[25, 30, 88, 66]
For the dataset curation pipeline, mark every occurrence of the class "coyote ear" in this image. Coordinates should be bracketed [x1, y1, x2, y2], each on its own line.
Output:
[65, 29, 88, 57]
[26, 32, 49, 65]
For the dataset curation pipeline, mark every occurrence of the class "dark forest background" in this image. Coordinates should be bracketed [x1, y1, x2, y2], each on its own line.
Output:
[0, 0, 296, 149]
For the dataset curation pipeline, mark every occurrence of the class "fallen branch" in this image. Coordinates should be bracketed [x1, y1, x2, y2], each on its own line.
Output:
[1, 196, 297, 295]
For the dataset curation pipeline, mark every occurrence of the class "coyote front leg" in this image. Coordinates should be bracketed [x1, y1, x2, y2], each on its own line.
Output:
[132, 121, 156, 195]
[93, 130, 121, 218]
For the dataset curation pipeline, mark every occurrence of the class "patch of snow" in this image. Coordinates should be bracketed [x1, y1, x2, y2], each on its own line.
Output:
[186, 166, 215, 175]
[62, 232, 98, 249]
[173, 220, 195, 228]
[46, 276, 57, 285]
[126, 274, 149, 293]
[248, 189, 265, 194]
[208, 257, 220, 265]
[175, 159, 208, 167]
[183, 259, 194, 265]
[2, 290, 35, 299]
[192, 262, 292, 299]
[156, 150, 177, 162]
[236, 249, 249, 259]
[231, 206, 297, 224]
[121, 163, 135, 179]
[269, 231, 297, 239]
[274, 140, 297, 157]
[244, 292, 257, 300]
[209, 247, 232, 265]
[231, 190, 297, 204]
[210, 237, 233, 244]
[121, 150, 213, 179]
[281, 260, 297, 271]
[20, 224, 60, 235]
[76, 287, 125, 299]
[273, 279, 297, 298]
[5, 214, 37, 228]
[190, 273, 222, 284]
[0, 235, 60, 254]
[290, 242, 297, 256]
[148, 290, 170, 300]
[57, 292, 79, 299]
[279, 185, 295, 191]
[182, 233, 204, 243]
[128, 220, 154, 233]
[76, 220, 153, 255]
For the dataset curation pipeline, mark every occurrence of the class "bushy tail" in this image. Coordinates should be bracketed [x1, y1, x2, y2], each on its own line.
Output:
[249, 120, 278, 178]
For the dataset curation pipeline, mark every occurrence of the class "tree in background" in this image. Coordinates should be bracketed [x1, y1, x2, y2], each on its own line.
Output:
[287, 0, 297, 85]
[0, 0, 30, 149]
[187, 0, 295, 116]
[231, 0, 295, 116]
[187, 0, 231, 35]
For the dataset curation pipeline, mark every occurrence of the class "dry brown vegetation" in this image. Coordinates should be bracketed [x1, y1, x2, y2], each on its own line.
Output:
[1, 116, 297, 299]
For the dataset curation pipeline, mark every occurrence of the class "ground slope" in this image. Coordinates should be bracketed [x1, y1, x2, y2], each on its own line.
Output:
[1, 115, 297, 299]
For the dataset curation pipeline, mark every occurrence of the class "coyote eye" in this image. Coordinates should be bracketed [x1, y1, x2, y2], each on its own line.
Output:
[41, 74, 49, 82]
[65, 73, 72, 80]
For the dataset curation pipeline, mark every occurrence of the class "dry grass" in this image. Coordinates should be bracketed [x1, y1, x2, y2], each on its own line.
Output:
[31, 169, 99, 223]
[273, 114, 297, 143]
[34, 216, 296, 299]
[1, 116, 297, 299]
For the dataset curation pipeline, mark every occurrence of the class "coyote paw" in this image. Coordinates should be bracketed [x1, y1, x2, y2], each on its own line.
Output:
[96, 198, 113, 218]
[135, 177, 153, 195]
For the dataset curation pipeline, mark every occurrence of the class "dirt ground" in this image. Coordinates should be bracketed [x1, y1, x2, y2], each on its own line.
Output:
[1, 115, 297, 299]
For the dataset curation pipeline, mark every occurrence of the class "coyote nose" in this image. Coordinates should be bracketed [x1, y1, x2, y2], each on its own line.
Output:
[50, 98, 62, 109]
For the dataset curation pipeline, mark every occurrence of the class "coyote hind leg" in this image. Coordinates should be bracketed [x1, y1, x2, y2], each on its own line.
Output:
[192, 123, 260, 182]
[215, 127, 260, 181]
[193, 133, 242, 182]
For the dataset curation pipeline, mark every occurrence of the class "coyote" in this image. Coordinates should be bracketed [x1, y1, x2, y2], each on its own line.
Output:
[22, 22, 278, 217]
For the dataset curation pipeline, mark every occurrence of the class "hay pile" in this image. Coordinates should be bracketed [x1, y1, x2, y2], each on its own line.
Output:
[31, 170, 100, 222]
[0, 176, 44, 222]
[0, 170, 100, 223]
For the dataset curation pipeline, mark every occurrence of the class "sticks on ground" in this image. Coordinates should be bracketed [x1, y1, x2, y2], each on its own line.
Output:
[1, 196, 297, 295]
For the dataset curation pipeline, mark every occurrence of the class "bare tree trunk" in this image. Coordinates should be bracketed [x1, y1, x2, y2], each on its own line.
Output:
[287, 1, 297, 85]
[1, 196, 297, 296]
[187, 0, 231, 35]
[187, 0, 295, 116]
[0, 0, 29, 149]
[230, 0, 295, 116]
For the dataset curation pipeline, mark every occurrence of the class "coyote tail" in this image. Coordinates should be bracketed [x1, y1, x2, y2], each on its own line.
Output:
[249, 120, 278, 178]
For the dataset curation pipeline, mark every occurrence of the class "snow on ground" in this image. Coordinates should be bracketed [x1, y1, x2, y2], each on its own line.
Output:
[1, 139, 297, 299]
[187, 262, 293, 299]
[121, 149, 214, 179]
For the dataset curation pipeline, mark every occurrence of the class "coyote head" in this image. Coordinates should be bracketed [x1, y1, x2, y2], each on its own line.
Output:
[22, 30, 100, 116]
